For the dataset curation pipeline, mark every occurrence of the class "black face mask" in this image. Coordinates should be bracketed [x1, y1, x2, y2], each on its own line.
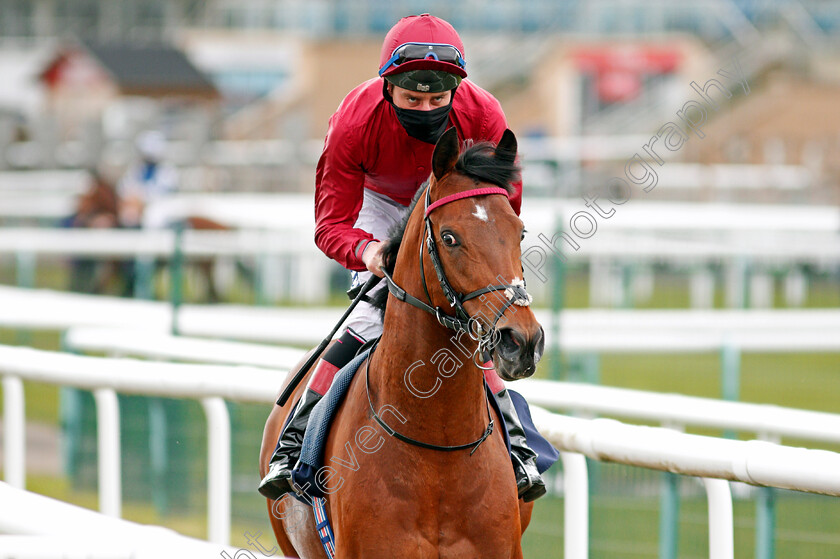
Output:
[386, 85, 455, 144]
[392, 102, 452, 144]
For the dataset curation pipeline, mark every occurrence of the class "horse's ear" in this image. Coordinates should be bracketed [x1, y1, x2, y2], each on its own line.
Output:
[495, 129, 517, 163]
[432, 127, 460, 180]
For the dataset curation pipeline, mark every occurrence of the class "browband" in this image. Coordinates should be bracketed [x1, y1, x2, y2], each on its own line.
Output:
[424, 186, 509, 218]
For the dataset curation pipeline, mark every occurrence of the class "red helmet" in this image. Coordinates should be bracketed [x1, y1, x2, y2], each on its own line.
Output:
[378, 14, 467, 90]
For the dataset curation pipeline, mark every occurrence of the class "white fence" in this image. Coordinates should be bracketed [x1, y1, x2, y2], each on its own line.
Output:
[61, 319, 840, 558]
[64, 326, 306, 370]
[0, 226, 332, 303]
[3, 344, 840, 558]
[4, 190, 839, 236]
[2, 226, 838, 269]
[3, 285, 840, 352]
[3, 194, 840, 307]
[535, 410, 840, 559]
[0, 346, 278, 544]
[60, 328, 840, 448]
[0, 227, 314, 257]
[0, 170, 89, 222]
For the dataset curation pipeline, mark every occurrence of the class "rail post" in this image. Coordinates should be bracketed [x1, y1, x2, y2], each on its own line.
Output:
[14, 252, 34, 344]
[756, 432, 779, 559]
[659, 422, 685, 559]
[170, 223, 185, 336]
[703, 478, 734, 559]
[93, 387, 121, 517]
[2, 375, 25, 489]
[133, 255, 155, 300]
[755, 486, 776, 559]
[561, 452, 589, 559]
[658, 471, 680, 559]
[550, 222, 566, 380]
[720, 341, 741, 439]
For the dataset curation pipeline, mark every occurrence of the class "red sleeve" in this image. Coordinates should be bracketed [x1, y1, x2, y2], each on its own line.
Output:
[478, 95, 523, 216]
[313, 117, 374, 271]
[508, 169, 523, 215]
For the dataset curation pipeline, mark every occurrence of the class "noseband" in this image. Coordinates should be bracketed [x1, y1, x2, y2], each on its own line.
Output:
[382, 184, 532, 359]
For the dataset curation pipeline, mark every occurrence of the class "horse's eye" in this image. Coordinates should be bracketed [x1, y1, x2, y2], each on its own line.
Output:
[441, 231, 459, 247]
[521, 229, 527, 242]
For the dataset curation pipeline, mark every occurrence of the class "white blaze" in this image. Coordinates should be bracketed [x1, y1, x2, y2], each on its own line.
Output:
[472, 203, 489, 222]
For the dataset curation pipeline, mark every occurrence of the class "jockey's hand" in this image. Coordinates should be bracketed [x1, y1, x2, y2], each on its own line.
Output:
[362, 241, 385, 278]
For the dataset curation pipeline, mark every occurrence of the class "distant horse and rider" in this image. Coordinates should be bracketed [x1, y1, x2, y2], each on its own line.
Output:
[260, 129, 555, 558]
[64, 169, 252, 302]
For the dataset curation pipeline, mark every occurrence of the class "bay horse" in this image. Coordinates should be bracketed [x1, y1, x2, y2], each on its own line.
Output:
[260, 127, 544, 558]
[65, 171, 120, 294]
[65, 171, 252, 301]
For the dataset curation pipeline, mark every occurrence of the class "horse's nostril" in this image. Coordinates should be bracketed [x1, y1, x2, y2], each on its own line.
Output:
[497, 328, 524, 360]
[494, 325, 543, 380]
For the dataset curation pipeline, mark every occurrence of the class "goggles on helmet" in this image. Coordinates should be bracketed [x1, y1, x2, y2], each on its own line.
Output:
[378, 42, 467, 77]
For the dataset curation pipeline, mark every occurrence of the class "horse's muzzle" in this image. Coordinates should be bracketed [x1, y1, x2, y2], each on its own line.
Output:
[493, 325, 544, 380]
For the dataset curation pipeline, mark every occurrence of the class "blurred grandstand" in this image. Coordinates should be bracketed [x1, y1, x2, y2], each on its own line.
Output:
[0, 0, 838, 203]
[1, 2, 839, 558]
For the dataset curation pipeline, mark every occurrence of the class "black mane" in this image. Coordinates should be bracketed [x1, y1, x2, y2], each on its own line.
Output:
[455, 140, 520, 192]
[368, 140, 520, 314]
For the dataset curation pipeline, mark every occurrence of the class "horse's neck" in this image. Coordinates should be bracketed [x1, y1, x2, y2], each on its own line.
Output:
[370, 301, 489, 444]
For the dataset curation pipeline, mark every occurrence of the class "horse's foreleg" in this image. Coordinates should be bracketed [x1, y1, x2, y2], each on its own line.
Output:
[268, 497, 327, 559]
[97, 260, 121, 295]
[200, 260, 221, 303]
[266, 497, 301, 558]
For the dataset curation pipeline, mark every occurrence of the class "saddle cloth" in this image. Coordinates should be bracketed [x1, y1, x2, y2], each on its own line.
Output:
[290, 349, 559, 502]
[291, 350, 371, 502]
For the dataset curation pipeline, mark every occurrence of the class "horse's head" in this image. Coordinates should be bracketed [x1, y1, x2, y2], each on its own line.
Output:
[384, 127, 544, 380]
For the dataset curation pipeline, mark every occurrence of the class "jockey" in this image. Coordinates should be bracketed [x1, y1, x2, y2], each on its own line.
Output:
[259, 13, 546, 502]
[117, 130, 177, 229]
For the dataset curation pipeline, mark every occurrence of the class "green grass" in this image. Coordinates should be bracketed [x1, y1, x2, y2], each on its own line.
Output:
[552, 268, 840, 310]
[0, 328, 63, 423]
[595, 352, 840, 412]
[523, 488, 840, 559]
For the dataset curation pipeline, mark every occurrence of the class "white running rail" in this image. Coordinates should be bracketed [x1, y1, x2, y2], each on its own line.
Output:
[3, 344, 840, 557]
[0, 345, 280, 546]
[532, 408, 840, 559]
[3, 285, 840, 351]
[64, 327, 306, 370]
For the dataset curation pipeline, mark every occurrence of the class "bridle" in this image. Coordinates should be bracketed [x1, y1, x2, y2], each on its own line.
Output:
[381, 183, 533, 361]
[370, 182, 533, 455]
